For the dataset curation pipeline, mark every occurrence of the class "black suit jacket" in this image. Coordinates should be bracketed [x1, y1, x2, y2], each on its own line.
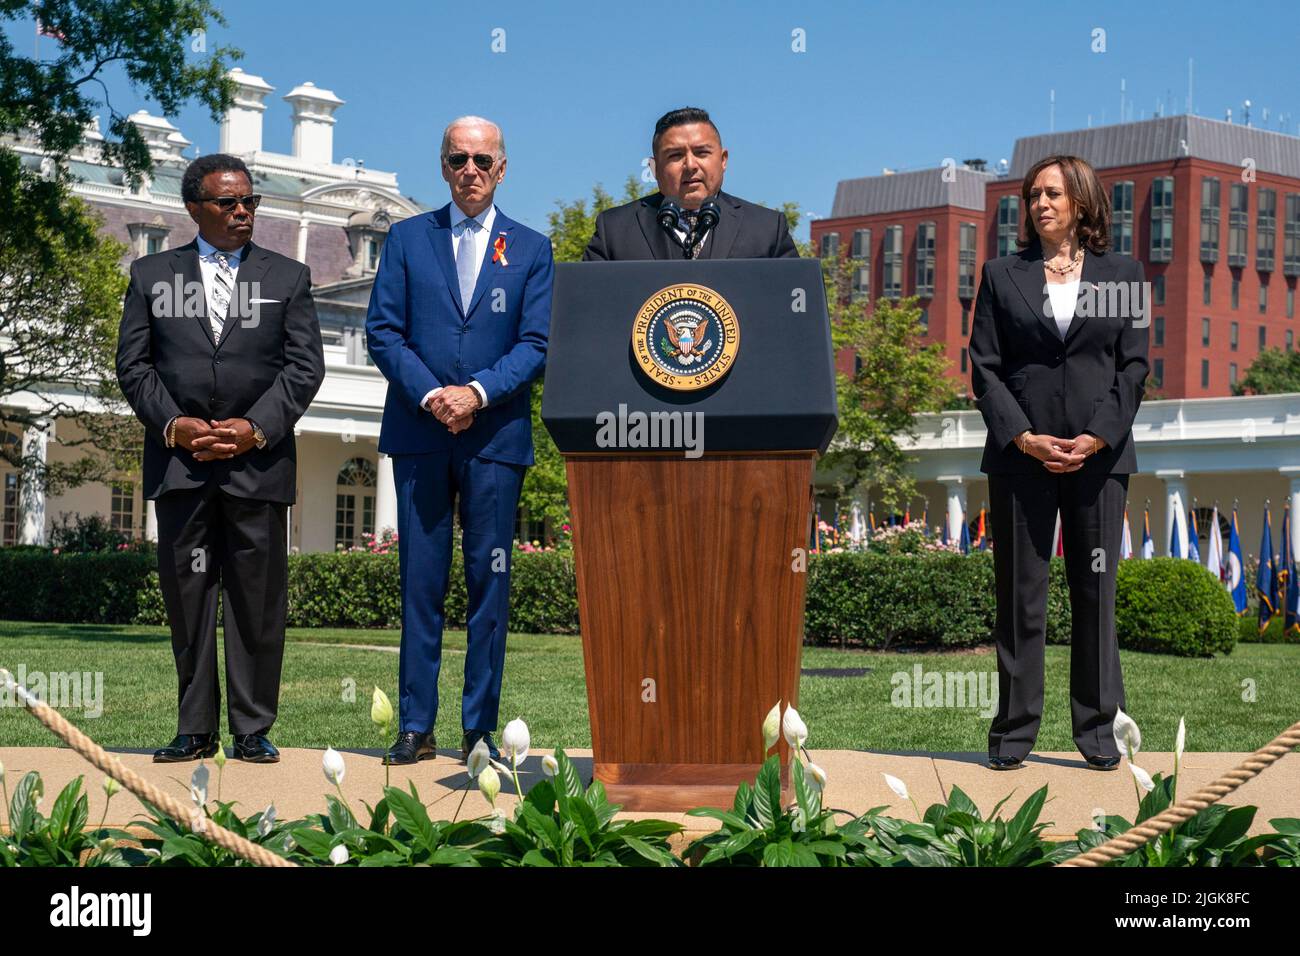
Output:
[115, 238, 326, 503]
[968, 242, 1149, 475]
[582, 190, 799, 261]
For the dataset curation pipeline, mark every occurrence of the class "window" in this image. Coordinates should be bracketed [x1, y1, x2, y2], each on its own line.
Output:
[958, 222, 977, 299]
[1153, 274, 1166, 305]
[1231, 277, 1239, 309]
[918, 307, 929, 334]
[146, 235, 163, 256]
[1202, 317, 1211, 346]
[110, 481, 134, 535]
[364, 236, 382, 272]
[334, 457, 377, 550]
[1203, 272, 1212, 305]
[1288, 330, 1294, 351]
[850, 229, 871, 302]
[1229, 362, 1238, 385]
[1260, 283, 1268, 313]
[126, 222, 170, 258]
[960, 347, 968, 373]
[1153, 358, 1164, 387]
[882, 225, 903, 298]
[914, 222, 936, 296]
[1228, 183, 1248, 267]
[1150, 177, 1174, 262]
[1289, 285, 1295, 318]
[961, 306, 969, 337]
[1201, 359, 1210, 388]
[1259, 325, 1267, 349]
[820, 232, 840, 259]
[1154, 316, 1165, 346]
[1110, 181, 1135, 255]
[1285, 194, 1300, 276]
[1258, 188, 1276, 271]
[1230, 321, 1238, 351]
[997, 195, 1020, 257]
[1200, 177, 1220, 263]
[1, 471, 16, 547]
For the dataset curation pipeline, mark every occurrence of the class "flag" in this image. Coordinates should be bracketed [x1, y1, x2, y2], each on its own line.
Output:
[1228, 508, 1248, 614]
[36, 18, 66, 41]
[1187, 508, 1201, 563]
[1052, 511, 1064, 556]
[903, 504, 910, 527]
[1169, 508, 1182, 558]
[868, 507, 876, 533]
[975, 507, 987, 550]
[1141, 507, 1154, 559]
[959, 511, 970, 555]
[1256, 504, 1278, 632]
[1206, 506, 1224, 581]
[921, 503, 928, 530]
[1120, 509, 1133, 559]
[1280, 504, 1298, 636]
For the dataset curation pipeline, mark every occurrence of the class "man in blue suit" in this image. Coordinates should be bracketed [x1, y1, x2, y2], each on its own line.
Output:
[366, 116, 552, 764]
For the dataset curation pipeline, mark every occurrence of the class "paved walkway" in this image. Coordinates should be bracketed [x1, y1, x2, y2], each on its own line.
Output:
[2, 746, 1296, 845]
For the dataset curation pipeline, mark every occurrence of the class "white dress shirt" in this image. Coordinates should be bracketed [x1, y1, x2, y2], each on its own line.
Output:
[196, 233, 244, 341]
[421, 202, 493, 414]
[1046, 278, 1080, 339]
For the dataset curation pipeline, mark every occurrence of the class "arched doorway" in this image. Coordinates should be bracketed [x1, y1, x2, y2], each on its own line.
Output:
[334, 456, 376, 550]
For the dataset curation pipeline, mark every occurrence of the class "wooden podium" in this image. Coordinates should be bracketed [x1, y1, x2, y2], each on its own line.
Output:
[542, 259, 837, 811]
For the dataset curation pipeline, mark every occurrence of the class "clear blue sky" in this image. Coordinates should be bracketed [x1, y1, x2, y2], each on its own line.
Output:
[14, 0, 1300, 239]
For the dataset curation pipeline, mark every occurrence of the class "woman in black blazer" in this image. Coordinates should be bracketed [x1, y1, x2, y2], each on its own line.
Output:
[968, 154, 1149, 772]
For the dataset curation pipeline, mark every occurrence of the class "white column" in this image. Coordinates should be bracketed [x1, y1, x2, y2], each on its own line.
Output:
[18, 421, 49, 545]
[296, 217, 310, 263]
[939, 475, 968, 543]
[1157, 469, 1189, 558]
[375, 454, 397, 536]
[144, 499, 158, 542]
[1281, 468, 1300, 564]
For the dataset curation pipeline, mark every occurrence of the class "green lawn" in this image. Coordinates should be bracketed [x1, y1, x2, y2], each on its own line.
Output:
[1, 621, 1296, 753]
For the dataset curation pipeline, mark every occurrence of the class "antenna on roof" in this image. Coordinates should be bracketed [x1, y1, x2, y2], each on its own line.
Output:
[1243, 100, 1252, 127]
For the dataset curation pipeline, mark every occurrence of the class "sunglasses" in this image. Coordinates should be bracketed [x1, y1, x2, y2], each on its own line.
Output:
[446, 152, 496, 171]
[199, 194, 262, 211]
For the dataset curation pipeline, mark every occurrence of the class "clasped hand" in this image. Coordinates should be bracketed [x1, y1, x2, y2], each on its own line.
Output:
[428, 385, 480, 435]
[176, 418, 257, 461]
[1020, 433, 1104, 473]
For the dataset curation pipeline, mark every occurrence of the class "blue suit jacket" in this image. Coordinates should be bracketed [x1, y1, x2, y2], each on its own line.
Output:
[365, 204, 553, 465]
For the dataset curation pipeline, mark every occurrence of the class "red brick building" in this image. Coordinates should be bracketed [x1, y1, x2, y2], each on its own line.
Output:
[812, 115, 1300, 399]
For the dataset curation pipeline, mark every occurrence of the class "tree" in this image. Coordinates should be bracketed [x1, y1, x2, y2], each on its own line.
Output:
[0, 0, 239, 491]
[519, 176, 651, 533]
[816, 252, 961, 512]
[1236, 347, 1300, 396]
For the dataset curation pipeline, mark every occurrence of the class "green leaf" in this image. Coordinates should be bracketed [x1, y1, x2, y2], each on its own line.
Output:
[753, 756, 782, 829]
[947, 785, 981, 820]
[384, 788, 438, 853]
[1203, 805, 1256, 850]
[288, 826, 335, 857]
[1006, 785, 1049, 844]
[762, 839, 795, 867]
[555, 749, 585, 799]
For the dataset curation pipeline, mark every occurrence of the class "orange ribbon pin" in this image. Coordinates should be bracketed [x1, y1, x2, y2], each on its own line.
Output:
[492, 234, 508, 266]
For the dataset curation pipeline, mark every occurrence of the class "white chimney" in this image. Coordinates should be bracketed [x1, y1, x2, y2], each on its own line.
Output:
[127, 110, 187, 162]
[283, 81, 345, 166]
[219, 68, 274, 155]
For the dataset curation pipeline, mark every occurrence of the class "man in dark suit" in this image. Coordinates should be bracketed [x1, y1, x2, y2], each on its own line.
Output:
[116, 153, 325, 763]
[366, 116, 551, 765]
[583, 107, 799, 261]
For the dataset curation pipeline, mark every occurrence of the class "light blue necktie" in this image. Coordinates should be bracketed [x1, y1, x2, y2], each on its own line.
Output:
[456, 216, 479, 313]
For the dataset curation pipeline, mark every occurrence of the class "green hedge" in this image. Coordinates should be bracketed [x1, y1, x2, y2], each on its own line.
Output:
[0, 549, 1265, 655]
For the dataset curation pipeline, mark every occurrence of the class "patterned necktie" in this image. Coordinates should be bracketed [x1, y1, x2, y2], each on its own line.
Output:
[211, 252, 235, 341]
[679, 208, 702, 258]
[456, 217, 479, 312]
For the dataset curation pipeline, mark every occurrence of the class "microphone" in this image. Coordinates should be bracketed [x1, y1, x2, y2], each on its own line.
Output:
[657, 198, 683, 237]
[694, 198, 721, 236]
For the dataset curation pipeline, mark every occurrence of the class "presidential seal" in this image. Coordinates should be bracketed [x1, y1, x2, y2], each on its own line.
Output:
[631, 283, 740, 391]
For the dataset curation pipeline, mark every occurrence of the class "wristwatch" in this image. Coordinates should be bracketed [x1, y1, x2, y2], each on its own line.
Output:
[250, 421, 267, 449]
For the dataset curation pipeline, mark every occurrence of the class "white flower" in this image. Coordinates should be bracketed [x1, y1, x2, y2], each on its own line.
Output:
[102, 777, 121, 798]
[98, 837, 115, 852]
[1174, 717, 1186, 766]
[541, 753, 559, 778]
[189, 763, 209, 808]
[486, 807, 508, 834]
[782, 705, 808, 751]
[322, 746, 346, 786]
[213, 744, 227, 770]
[257, 804, 277, 838]
[329, 844, 349, 865]
[762, 701, 781, 752]
[1113, 707, 1141, 760]
[1128, 763, 1155, 792]
[467, 738, 491, 778]
[478, 766, 501, 806]
[370, 687, 393, 729]
[883, 773, 909, 801]
[502, 718, 530, 763]
[804, 762, 827, 794]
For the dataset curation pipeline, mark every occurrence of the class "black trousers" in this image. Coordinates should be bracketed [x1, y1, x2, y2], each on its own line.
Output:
[986, 468, 1128, 761]
[154, 485, 288, 736]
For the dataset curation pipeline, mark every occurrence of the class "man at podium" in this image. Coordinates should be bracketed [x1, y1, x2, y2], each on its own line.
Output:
[582, 107, 799, 262]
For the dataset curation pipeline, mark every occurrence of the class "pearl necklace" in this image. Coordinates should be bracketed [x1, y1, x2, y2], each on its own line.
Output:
[1044, 248, 1084, 276]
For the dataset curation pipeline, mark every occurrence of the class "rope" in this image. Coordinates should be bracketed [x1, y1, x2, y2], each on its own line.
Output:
[1057, 719, 1300, 866]
[0, 668, 296, 868]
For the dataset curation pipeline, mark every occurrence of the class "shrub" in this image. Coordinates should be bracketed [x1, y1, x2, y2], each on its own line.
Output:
[1114, 558, 1239, 657]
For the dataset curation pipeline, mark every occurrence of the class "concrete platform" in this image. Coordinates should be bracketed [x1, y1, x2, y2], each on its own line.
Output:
[2, 746, 1296, 848]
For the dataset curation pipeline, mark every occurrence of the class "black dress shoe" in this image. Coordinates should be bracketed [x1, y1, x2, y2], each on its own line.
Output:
[461, 729, 500, 762]
[153, 733, 219, 763]
[1084, 754, 1121, 771]
[232, 733, 280, 763]
[384, 731, 436, 765]
[987, 755, 1024, 771]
